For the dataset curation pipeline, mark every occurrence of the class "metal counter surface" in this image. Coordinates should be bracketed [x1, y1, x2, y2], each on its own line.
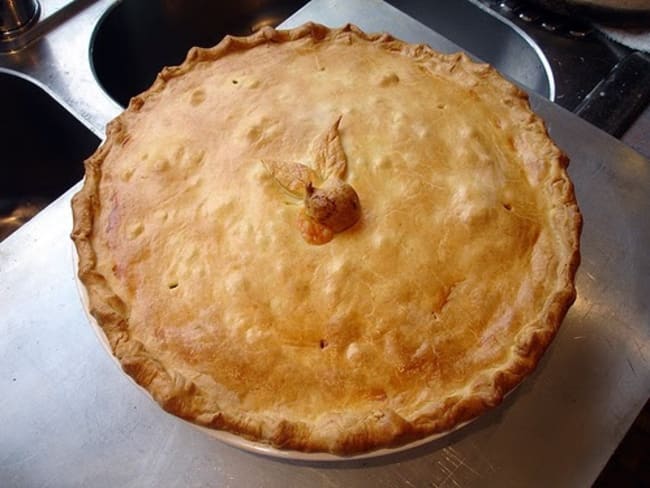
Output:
[1, 0, 649, 486]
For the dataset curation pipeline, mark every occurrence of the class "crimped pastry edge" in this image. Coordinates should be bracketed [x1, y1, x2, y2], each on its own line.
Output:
[71, 22, 582, 455]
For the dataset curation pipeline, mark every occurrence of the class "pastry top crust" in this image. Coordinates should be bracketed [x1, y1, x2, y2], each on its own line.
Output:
[71, 23, 581, 455]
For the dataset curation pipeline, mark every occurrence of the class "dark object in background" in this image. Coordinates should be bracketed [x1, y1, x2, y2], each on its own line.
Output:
[594, 399, 650, 487]
[523, 0, 650, 26]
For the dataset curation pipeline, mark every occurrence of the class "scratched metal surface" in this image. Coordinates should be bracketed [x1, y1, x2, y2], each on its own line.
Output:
[1, 0, 649, 486]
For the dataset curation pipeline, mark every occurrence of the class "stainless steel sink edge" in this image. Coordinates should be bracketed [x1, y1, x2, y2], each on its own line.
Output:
[0, 0, 122, 138]
[0, 65, 106, 139]
[464, 0, 556, 101]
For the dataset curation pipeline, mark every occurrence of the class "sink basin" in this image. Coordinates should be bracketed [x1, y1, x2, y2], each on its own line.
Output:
[0, 71, 100, 241]
[91, 0, 308, 107]
[387, 0, 553, 100]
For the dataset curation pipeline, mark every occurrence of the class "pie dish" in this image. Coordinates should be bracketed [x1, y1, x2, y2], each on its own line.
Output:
[71, 22, 581, 455]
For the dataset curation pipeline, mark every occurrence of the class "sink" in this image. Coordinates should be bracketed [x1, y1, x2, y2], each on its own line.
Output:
[91, 0, 308, 107]
[0, 71, 100, 241]
[387, 0, 553, 100]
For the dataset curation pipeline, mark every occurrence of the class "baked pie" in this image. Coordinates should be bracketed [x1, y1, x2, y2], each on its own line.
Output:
[71, 23, 581, 454]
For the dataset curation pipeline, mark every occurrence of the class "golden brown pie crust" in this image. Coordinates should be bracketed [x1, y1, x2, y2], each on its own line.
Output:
[71, 23, 581, 455]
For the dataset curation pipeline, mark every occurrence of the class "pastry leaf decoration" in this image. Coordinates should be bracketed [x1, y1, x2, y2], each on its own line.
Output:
[262, 116, 361, 245]
[261, 159, 316, 198]
[315, 115, 347, 181]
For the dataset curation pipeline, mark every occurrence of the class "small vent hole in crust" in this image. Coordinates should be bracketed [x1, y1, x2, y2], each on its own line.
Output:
[190, 89, 206, 106]
[168, 282, 179, 290]
[319, 339, 328, 349]
[502, 203, 512, 211]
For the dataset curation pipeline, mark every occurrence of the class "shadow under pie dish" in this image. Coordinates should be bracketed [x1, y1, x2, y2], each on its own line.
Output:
[71, 22, 582, 456]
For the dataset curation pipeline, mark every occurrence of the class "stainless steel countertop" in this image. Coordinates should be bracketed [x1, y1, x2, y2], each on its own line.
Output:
[1, 0, 649, 486]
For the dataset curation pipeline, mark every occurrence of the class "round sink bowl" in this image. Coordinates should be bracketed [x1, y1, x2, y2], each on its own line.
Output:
[91, 0, 307, 107]
[388, 0, 553, 101]
[0, 71, 99, 241]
